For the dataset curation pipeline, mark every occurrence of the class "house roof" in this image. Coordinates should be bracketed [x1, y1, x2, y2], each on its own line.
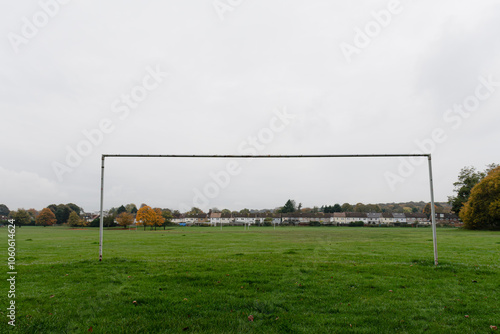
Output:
[406, 213, 427, 219]
[346, 212, 367, 218]
[186, 214, 207, 219]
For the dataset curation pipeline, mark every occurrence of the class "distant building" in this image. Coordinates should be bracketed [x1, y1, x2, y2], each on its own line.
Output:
[185, 214, 208, 225]
[392, 213, 406, 223]
[233, 213, 256, 225]
[333, 212, 346, 225]
[380, 212, 395, 225]
[345, 212, 368, 224]
[366, 212, 381, 225]
[434, 213, 461, 225]
[406, 213, 429, 225]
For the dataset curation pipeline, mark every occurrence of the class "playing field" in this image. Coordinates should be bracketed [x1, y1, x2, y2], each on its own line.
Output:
[3, 226, 499, 333]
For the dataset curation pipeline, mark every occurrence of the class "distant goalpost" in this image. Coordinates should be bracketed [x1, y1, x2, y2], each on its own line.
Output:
[99, 154, 439, 265]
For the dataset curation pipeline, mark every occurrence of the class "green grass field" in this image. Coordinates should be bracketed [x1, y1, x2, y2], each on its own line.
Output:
[2, 226, 499, 333]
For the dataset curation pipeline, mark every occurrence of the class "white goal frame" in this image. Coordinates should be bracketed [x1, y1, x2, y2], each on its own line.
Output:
[99, 154, 439, 265]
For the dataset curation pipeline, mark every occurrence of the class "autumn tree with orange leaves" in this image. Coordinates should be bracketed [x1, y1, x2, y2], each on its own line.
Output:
[116, 212, 135, 229]
[460, 166, 500, 230]
[36, 208, 57, 227]
[136, 206, 165, 230]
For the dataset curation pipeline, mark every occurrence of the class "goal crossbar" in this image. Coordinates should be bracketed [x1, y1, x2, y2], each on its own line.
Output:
[99, 154, 439, 265]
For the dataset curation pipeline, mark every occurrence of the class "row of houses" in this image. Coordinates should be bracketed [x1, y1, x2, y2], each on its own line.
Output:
[171, 212, 461, 226]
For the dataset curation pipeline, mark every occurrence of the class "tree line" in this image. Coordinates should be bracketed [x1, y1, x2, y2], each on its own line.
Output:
[2, 162, 498, 230]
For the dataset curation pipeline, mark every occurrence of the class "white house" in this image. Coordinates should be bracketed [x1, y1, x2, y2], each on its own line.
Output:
[392, 213, 406, 223]
[345, 212, 368, 224]
[234, 214, 256, 225]
[380, 213, 395, 225]
[366, 212, 381, 225]
[333, 212, 346, 225]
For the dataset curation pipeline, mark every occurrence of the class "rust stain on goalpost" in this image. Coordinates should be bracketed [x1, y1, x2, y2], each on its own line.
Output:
[98, 154, 438, 265]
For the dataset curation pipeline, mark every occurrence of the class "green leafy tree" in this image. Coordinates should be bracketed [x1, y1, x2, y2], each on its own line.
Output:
[365, 204, 382, 213]
[391, 204, 404, 213]
[354, 203, 367, 212]
[66, 203, 82, 215]
[448, 164, 498, 215]
[341, 203, 353, 212]
[239, 208, 251, 215]
[103, 215, 115, 227]
[332, 204, 342, 212]
[125, 203, 137, 213]
[460, 166, 500, 229]
[36, 208, 56, 227]
[221, 209, 231, 215]
[117, 205, 127, 216]
[68, 211, 84, 227]
[189, 207, 204, 215]
[280, 200, 296, 213]
[12, 209, 31, 226]
[90, 217, 100, 227]
[161, 210, 173, 229]
[0, 204, 10, 216]
[48, 204, 72, 224]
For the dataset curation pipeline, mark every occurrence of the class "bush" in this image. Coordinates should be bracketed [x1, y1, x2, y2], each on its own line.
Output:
[348, 221, 364, 227]
[461, 166, 500, 230]
[90, 217, 100, 227]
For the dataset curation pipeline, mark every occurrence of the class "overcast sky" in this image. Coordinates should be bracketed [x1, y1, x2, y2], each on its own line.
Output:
[1, 0, 499, 213]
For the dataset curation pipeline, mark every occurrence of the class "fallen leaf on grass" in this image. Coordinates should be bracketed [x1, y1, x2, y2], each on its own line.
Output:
[132, 301, 137, 306]
[248, 315, 254, 322]
[50, 295, 55, 298]
[490, 325, 497, 330]
[465, 315, 469, 318]
[389, 290, 393, 293]
[88, 326, 93, 332]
